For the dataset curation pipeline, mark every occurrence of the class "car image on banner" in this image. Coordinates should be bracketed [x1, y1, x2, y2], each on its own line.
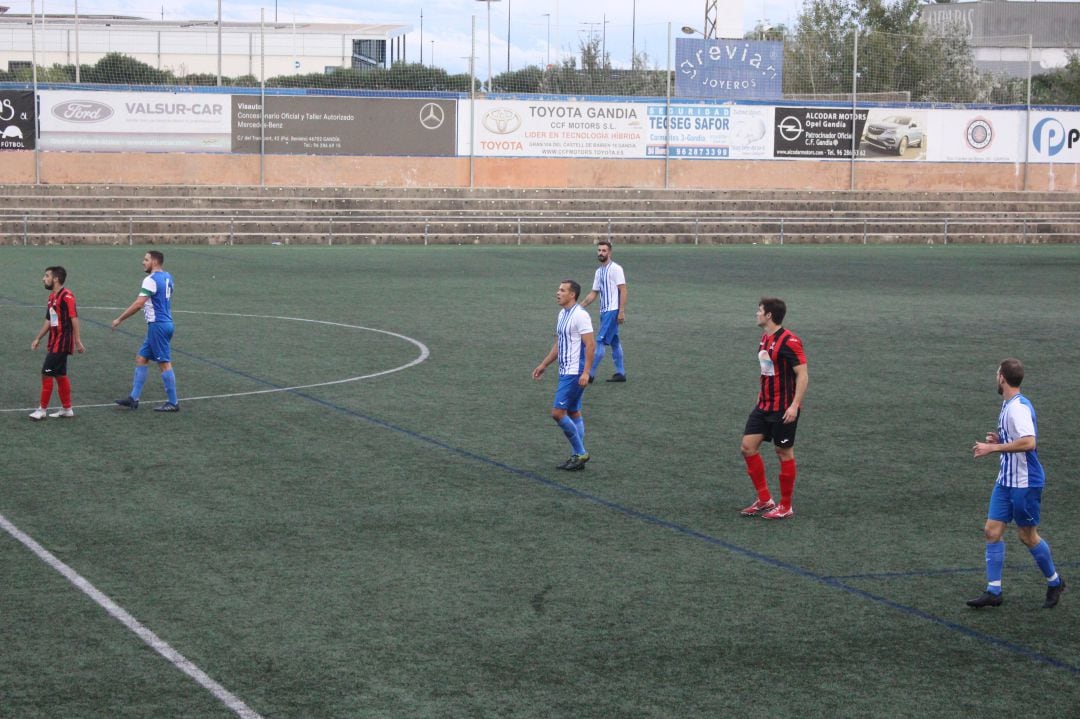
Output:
[860, 109, 928, 159]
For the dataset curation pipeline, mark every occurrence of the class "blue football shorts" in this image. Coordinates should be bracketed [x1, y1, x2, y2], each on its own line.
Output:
[138, 321, 174, 363]
[988, 483, 1042, 527]
[553, 374, 586, 413]
[596, 309, 620, 345]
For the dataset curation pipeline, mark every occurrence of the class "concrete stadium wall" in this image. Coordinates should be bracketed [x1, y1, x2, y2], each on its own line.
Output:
[6, 151, 1078, 192]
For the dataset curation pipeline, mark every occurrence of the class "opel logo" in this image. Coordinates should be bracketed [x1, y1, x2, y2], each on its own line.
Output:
[777, 115, 803, 142]
[419, 103, 445, 130]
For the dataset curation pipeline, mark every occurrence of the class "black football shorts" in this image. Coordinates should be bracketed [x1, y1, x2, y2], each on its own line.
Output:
[41, 351, 69, 377]
[743, 406, 799, 448]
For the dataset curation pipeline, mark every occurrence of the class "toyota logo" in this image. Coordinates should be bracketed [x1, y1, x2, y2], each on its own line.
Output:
[777, 115, 803, 142]
[419, 103, 445, 130]
[483, 108, 522, 134]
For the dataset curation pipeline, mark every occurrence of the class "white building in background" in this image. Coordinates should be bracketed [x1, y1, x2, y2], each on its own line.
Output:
[922, 1, 1080, 78]
[0, 13, 411, 79]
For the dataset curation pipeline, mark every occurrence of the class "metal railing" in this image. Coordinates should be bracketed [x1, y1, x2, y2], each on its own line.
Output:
[5, 212, 1080, 245]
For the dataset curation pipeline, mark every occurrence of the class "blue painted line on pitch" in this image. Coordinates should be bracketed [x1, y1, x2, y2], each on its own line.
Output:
[8, 297, 1076, 676]
[272, 387, 1080, 677]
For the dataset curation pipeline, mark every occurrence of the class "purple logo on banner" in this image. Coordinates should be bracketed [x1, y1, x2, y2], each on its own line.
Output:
[676, 38, 782, 100]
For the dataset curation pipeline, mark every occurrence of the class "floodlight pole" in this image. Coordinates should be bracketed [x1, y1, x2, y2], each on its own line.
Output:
[475, 0, 501, 92]
[216, 0, 222, 86]
[31, 0, 39, 184]
[543, 13, 550, 67]
[74, 0, 80, 82]
[259, 8, 265, 186]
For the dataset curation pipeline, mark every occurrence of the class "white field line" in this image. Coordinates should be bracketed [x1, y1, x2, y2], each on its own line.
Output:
[0, 511, 265, 719]
[0, 307, 431, 412]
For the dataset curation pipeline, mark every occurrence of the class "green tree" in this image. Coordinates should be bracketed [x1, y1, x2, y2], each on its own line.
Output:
[784, 0, 1022, 103]
[82, 53, 176, 85]
[1031, 53, 1080, 105]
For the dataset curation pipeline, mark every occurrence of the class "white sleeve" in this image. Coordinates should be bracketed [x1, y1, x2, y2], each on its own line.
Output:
[592, 268, 603, 292]
[574, 311, 594, 335]
[610, 264, 626, 286]
[1006, 402, 1036, 439]
[140, 276, 157, 295]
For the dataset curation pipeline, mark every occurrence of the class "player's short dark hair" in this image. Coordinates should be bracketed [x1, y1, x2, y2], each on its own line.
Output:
[562, 279, 581, 300]
[597, 240, 612, 249]
[45, 266, 67, 284]
[148, 250, 165, 265]
[759, 297, 787, 325]
[999, 358, 1024, 388]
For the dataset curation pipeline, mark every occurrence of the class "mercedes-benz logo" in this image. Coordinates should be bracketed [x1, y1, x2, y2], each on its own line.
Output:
[778, 115, 803, 142]
[419, 103, 445, 130]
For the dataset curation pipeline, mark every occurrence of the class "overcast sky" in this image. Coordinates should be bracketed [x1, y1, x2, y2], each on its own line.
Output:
[12, 0, 807, 74]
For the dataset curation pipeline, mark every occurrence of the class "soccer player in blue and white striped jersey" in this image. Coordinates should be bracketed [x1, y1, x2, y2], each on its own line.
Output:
[111, 251, 180, 412]
[580, 241, 627, 383]
[533, 280, 595, 471]
[968, 358, 1064, 609]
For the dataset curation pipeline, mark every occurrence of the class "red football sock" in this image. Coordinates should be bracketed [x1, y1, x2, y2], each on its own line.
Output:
[744, 453, 771, 502]
[56, 376, 72, 409]
[39, 376, 54, 408]
[779, 459, 797, 507]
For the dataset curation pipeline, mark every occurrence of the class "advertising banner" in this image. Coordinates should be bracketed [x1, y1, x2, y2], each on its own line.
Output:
[773, 107, 868, 158]
[675, 38, 783, 100]
[1027, 110, 1080, 163]
[39, 90, 231, 152]
[0, 91, 36, 150]
[858, 109, 928, 160]
[645, 104, 772, 159]
[461, 99, 772, 160]
[231, 97, 456, 156]
[461, 99, 647, 159]
[927, 110, 1023, 163]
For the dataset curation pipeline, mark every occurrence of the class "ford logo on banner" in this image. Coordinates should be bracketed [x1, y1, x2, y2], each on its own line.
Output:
[676, 38, 783, 100]
[51, 100, 114, 123]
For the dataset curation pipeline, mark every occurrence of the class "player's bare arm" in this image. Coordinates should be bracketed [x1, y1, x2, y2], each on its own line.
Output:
[71, 316, 85, 353]
[973, 434, 1036, 459]
[617, 284, 627, 323]
[783, 364, 809, 424]
[578, 332, 596, 387]
[580, 290, 598, 308]
[112, 295, 148, 329]
[30, 320, 49, 350]
[533, 341, 558, 380]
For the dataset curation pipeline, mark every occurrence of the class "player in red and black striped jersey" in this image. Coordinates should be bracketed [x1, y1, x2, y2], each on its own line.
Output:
[739, 297, 808, 520]
[29, 266, 85, 420]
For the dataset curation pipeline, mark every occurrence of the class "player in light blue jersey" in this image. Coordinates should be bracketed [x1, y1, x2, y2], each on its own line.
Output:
[111, 250, 180, 412]
[968, 358, 1064, 609]
[580, 241, 627, 383]
[533, 280, 595, 471]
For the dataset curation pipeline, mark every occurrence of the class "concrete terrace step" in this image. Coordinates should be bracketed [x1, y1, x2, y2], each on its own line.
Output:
[11, 230, 1073, 246]
[4, 217, 1076, 237]
[4, 194, 1080, 214]
[2, 185, 1078, 245]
